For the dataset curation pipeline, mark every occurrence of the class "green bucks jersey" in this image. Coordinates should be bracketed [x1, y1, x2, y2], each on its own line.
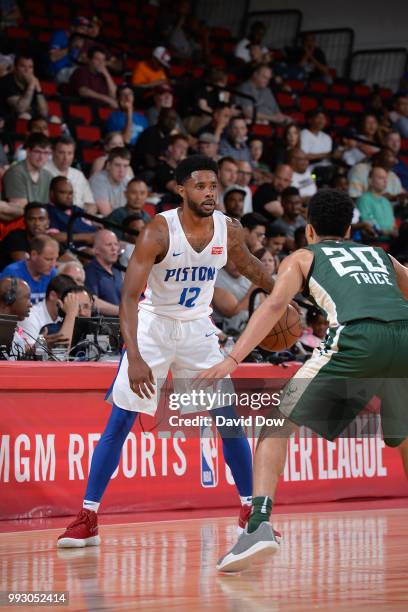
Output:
[304, 240, 408, 326]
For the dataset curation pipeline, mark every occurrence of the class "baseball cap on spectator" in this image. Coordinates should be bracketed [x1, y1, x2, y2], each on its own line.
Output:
[153, 46, 171, 68]
[223, 184, 246, 198]
[72, 16, 90, 26]
[198, 133, 218, 144]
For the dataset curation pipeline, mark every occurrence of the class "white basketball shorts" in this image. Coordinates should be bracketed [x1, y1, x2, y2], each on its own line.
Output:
[106, 309, 230, 415]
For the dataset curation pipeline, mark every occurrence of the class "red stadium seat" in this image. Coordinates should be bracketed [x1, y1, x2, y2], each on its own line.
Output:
[299, 95, 318, 112]
[287, 80, 305, 92]
[343, 100, 364, 113]
[334, 115, 351, 127]
[309, 81, 329, 94]
[48, 100, 62, 118]
[68, 104, 93, 125]
[98, 107, 112, 122]
[27, 16, 50, 28]
[379, 87, 393, 98]
[276, 92, 295, 108]
[289, 111, 305, 125]
[331, 83, 350, 97]
[82, 148, 105, 164]
[401, 139, 408, 152]
[251, 124, 274, 138]
[143, 203, 157, 217]
[353, 84, 371, 97]
[40, 81, 58, 97]
[169, 65, 187, 78]
[48, 123, 63, 138]
[5, 27, 29, 39]
[323, 98, 341, 111]
[15, 119, 29, 136]
[75, 126, 102, 142]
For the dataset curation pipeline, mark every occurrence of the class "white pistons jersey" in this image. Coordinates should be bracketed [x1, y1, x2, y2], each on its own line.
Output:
[139, 208, 228, 320]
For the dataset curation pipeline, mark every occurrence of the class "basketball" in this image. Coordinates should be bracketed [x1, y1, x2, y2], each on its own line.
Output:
[259, 304, 302, 352]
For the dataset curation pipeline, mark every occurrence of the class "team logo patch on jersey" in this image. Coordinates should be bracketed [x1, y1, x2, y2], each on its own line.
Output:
[211, 246, 223, 255]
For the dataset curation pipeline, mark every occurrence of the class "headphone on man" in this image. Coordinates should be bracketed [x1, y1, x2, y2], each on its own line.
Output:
[3, 277, 17, 305]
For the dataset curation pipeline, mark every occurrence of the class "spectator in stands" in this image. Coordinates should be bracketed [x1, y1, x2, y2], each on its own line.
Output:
[13, 116, 50, 162]
[288, 148, 317, 201]
[290, 33, 330, 82]
[196, 103, 233, 142]
[241, 212, 267, 253]
[271, 123, 301, 168]
[0, 235, 58, 303]
[132, 108, 178, 173]
[252, 164, 292, 221]
[218, 156, 238, 207]
[301, 308, 329, 351]
[0, 278, 31, 321]
[333, 127, 365, 168]
[0, 202, 49, 270]
[47, 176, 96, 247]
[40, 284, 94, 349]
[58, 261, 85, 285]
[357, 113, 382, 157]
[268, 186, 305, 252]
[84, 229, 122, 314]
[0, 53, 48, 119]
[390, 93, 408, 138]
[249, 137, 272, 184]
[235, 21, 268, 64]
[236, 65, 290, 125]
[145, 85, 186, 136]
[236, 160, 253, 214]
[223, 185, 246, 220]
[195, 68, 231, 115]
[120, 213, 146, 268]
[167, 1, 208, 61]
[90, 132, 133, 178]
[300, 110, 332, 167]
[105, 85, 148, 147]
[294, 225, 307, 250]
[131, 46, 170, 88]
[357, 167, 397, 237]
[106, 179, 151, 240]
[155, 135, 189, 194]
[213, 259, 252, 333]
[219, 117, 251, 162]
[45, 136, 95, 211]
[265, 225, 286, 260]
[197, 133, 219, 161]
[348, 148, 404, 201]
[19, 274, 76, 346]
[385, 130, 408, 190]
[90, 147, 131, 215]
[48, 16, 90, 83]
[69, 46, 117, 108]
[3, 133, 52, 212]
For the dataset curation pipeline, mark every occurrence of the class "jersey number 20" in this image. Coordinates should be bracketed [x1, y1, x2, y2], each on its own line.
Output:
[322, 246, 388, 277]
[179, 287, 201, 308]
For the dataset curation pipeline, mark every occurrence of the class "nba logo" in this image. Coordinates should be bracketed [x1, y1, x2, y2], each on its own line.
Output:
[200, 423, 218, 487]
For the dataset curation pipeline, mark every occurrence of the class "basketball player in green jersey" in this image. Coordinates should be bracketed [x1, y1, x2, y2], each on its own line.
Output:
[197, 189, 408, 572]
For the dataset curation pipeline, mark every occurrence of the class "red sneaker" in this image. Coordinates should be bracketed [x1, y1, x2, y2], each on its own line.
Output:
[237, 505, 282, 542]
[57, 509, 100, 548]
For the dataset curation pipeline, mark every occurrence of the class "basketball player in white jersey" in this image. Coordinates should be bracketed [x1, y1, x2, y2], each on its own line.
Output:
[58, 155, 275, 548]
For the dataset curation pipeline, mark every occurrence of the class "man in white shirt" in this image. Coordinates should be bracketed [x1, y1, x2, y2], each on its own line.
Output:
[237, 160, 253, 214]
[235, 21, 269, 63]
[89, 147, 131, 215]
[45, 136, 95, 212]
[288, 148, 317, 201]
[300, 110, 332, 168]
[20, 273, 76, 346]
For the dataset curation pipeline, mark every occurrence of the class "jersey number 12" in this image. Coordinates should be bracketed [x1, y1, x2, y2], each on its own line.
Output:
[179, 287, 201, 308]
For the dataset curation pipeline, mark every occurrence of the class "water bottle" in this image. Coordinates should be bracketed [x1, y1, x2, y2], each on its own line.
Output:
[222, 336, 235, 357]
[35, 335, 48, 361]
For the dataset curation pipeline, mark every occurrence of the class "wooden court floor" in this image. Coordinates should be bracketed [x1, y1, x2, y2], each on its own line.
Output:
[1, 507, 408, 611]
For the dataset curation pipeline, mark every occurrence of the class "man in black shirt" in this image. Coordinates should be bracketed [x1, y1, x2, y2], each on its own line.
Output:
[132, 108, 178, 174]
[253, 164, 292, 222]
[0, 202, 49, 270]
[154, 134, 188, 193]
[0, 54, 48, 120]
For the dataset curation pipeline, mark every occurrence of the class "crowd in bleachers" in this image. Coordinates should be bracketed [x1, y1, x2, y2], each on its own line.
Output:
[1, 0, 408, 360]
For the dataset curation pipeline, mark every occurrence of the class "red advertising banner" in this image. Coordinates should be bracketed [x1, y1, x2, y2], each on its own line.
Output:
[0, 363, 407, 520]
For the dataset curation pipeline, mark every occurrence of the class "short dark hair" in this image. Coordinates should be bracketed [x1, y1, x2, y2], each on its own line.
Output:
[61, 285, 94, 303]
[175, 155, 218, 185]
[241, 212, 268, 231]
[45, 274, 76, 299]
[123, 213, 145, 228]
[266, 225, 286, 239]
[24, 202, 48, 218]
[169, 134, 189, 146]
[307, 189, 354, 237]
[50, 175, 70, 191]
[218, 156, 238, 169]
[53, 135, 76, 149]
[87, 45, 106, 59]
[306, 307, 326, 326]
[14, 53, 33, 65]
[281, 186, 300, 202]
[107, 146, 131, 163]
[25, 133, 51, 150]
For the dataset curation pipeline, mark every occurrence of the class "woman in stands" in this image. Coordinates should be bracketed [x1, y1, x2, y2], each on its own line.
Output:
[90, 132, 133, 177]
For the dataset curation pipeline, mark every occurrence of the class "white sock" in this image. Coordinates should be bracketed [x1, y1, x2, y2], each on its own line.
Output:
[240, 495, 252, 506]
[83, 500, 100, 513]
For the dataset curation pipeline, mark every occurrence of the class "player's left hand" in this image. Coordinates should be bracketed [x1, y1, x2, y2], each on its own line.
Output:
[194, 357, 237, 387]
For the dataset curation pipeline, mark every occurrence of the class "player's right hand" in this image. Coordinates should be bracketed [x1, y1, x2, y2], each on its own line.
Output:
[128, 357, 155, 399]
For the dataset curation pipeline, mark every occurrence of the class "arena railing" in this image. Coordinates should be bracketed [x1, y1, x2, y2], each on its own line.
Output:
[349, 48, 408, 91]
[194, 0, 250, 37]
[243, 10, 302, 50]
[297, 28, 354, 79]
